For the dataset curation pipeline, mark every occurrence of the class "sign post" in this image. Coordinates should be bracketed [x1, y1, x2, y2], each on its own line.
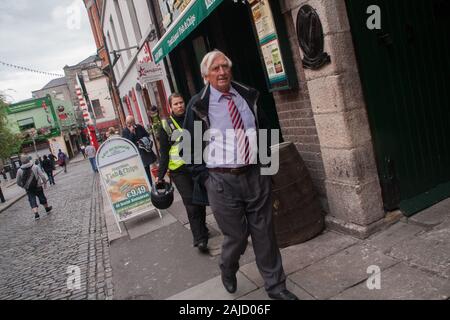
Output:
[96, 137, 161, 233]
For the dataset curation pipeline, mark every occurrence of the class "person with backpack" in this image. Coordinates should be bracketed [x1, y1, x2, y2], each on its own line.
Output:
[16, 155, 53, 220]
[57, 149, 68, 173]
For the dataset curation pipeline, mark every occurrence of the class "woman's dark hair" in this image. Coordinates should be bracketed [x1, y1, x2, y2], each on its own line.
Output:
[168, 93, 183, 107]
[43, 155, 48, 160]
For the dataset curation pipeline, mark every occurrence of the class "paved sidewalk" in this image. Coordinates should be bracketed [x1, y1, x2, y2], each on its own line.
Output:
[103, 185, 450, 300]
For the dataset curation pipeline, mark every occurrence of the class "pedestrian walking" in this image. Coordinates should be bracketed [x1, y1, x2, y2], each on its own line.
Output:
[1, 167, 8, 183]
[85, 143, 98, 173]
[48, 153, 57, 169]
[16, 155, 53, 220]
[183, 50, 298, 300]
[157, 93, 209, 253]
[41, 155, 55, 185]
[57, 149, 68, 173]
[122, 116, 157, 186]
[106, 127, 119, 139]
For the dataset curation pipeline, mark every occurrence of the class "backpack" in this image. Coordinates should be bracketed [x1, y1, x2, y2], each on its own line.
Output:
[19, 167, 38, 191]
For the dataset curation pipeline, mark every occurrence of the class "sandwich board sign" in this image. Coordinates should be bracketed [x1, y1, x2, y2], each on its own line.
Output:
[96, 137, 161, 233]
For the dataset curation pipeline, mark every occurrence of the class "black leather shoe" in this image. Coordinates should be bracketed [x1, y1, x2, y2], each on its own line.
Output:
[197, 241, 209, 254]
[268, 289, 299, 300]
[221, 274, 237, 294]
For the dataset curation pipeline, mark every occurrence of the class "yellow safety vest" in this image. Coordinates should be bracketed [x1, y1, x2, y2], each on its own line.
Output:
[162, 116, 185, 171]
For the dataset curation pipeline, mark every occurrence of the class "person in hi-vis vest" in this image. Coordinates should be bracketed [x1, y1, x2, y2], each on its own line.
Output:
[157, 93, 209, 253]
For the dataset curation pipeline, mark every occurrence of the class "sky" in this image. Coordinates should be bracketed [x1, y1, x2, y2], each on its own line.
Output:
[0, 0, 97, 103]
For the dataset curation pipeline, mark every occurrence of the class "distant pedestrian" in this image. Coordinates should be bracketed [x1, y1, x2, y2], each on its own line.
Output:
[16, 155, 53, 220]
[48, 153, 57, 169]
[1, 168, 7, 182]
[106, 127, 119, 139]
[41, 155, 55, 185]
[57, 149, 68, 173]
[80, 145, 87, 159]
[122, 116, 157, 186]
[85, 144, 98, 173]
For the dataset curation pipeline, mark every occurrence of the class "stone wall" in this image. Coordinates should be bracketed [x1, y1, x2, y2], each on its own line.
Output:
[281, 0, 388, 238]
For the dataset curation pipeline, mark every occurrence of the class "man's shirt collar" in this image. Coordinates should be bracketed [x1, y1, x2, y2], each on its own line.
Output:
[210, 85, 238, 103]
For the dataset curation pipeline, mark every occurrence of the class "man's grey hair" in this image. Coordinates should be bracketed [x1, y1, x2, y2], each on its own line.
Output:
[200, 50, 233, 84]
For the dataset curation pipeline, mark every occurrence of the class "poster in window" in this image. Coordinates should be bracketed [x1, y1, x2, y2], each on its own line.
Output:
[249, 0, 288, 89]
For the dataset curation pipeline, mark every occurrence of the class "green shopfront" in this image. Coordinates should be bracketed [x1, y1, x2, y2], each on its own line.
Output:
[7, 95, 81, 158]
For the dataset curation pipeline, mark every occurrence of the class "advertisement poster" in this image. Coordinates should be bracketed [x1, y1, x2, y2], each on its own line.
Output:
[261, 39, 286, 84]
[249, 0, 288, 88]
[250, 0, 276, 43]
[100, 157, 151, 221]
[96, 137, 159, 231]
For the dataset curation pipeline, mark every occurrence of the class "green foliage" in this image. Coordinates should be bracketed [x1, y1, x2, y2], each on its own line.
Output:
[0, 95, 23, 159]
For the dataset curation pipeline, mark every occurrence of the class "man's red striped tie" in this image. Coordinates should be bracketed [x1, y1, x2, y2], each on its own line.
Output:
[222, 93, 250, 165]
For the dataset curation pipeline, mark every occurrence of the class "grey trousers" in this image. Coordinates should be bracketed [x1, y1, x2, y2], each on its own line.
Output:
[205, 166, 286, 294]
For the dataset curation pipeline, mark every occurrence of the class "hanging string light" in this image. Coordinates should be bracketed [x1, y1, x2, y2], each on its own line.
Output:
[0, 60, 64, 77]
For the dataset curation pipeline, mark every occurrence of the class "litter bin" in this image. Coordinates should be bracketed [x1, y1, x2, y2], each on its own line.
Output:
[270, 142, 324, 248]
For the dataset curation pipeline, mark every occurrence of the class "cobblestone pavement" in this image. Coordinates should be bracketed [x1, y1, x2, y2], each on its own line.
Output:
[0, 160, 113, 300]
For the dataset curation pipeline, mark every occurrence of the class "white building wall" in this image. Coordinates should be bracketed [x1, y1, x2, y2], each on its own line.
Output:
[133, 0, 152, 39]
[102, 0, 172, 129]
[85, 77, 116, 123]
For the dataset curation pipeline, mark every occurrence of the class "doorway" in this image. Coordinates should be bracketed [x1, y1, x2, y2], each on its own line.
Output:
[346, 0, 450, 215]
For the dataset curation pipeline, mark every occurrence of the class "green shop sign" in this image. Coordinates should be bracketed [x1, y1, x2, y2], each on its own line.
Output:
[7, 96, 50, 114]
[152, 0, 224, 63]
[7, 96, 59, 126]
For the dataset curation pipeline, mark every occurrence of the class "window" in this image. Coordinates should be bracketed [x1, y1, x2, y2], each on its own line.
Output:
[126, 0, 142, 44]
[54, 92, 64, 101]
[18, 118, 35, 131]
[91, 99, 104, 119]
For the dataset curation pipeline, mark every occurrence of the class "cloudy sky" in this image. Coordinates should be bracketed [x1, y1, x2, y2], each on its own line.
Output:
[0, 0, 97, 103]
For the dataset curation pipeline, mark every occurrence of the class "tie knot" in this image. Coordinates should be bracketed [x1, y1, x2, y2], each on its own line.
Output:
[221, 93, 232, 101]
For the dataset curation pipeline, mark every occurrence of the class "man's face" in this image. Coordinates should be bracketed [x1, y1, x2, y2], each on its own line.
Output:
[204, 54, 232, 93]
[171, 97, 185, 116]
[126, 119, 135, 129]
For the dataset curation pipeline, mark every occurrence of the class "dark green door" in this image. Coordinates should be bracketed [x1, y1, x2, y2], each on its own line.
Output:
[346, 0, 450, 215]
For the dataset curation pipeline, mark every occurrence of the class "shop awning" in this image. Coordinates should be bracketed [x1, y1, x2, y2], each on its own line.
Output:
[151, 0, 224, 64]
